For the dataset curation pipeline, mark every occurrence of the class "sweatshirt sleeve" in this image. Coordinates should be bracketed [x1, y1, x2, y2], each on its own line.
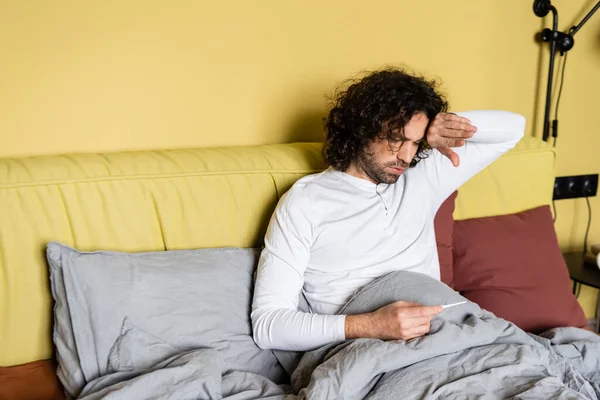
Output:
[250, 184, 346, 351]
[421, 110, 526, 210]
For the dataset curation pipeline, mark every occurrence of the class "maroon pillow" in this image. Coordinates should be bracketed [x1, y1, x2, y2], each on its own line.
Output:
[433, 191, 458, 288]
[0, 359, 65, 400]
[452, 205, 588, 333]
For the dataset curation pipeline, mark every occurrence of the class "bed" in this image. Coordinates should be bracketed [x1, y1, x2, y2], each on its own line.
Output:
[0, 132, 597, 399]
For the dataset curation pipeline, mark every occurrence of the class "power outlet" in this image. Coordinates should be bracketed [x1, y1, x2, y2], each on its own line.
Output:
[553, 174, 598, 200]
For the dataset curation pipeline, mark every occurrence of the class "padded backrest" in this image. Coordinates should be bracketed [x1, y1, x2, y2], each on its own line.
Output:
[0, 136, 555, 366]
[453, 135, 556, 220]
[0, 143, 326, 366]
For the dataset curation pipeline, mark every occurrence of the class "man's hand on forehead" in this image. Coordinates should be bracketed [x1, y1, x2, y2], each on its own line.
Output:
[425, 113, 478, 167]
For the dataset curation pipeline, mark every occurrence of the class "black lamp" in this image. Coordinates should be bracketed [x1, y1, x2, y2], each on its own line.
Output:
[533, 0, 600, 142]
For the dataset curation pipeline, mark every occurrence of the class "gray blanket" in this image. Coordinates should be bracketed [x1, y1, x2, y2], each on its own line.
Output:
[291, 271, 600, 399]
[78, 271, 600, 399]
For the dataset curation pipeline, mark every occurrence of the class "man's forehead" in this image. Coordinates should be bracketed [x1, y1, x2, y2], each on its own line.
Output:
[386, 117, 428, 140]
[403, 124, 427, 141]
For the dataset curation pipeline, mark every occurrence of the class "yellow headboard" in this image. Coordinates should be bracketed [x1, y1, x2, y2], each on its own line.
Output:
[454, 135, 556, 220]
[0, 136, 555, 366]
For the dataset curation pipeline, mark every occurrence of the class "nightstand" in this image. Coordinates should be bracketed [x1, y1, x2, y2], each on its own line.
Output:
[564, 252, 600, 332]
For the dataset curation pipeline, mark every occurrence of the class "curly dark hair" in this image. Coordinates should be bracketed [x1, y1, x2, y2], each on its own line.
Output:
[322, 67, 448, 171]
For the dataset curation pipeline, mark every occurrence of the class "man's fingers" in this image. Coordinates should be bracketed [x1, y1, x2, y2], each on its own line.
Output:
[441, 138, 465, 148]
[402, 322, 431, 339]
[449, 152, 460, 167]
[440, 113, 472, 125]
[393, 301, 422, 307]
[401, 316, 432, 329]
[441, 129, 475, 139]
[437, 147, 455, 157]
[437, 147, 460, 167]
[442, 121, 477, 133]
[401, 305, 443, 318]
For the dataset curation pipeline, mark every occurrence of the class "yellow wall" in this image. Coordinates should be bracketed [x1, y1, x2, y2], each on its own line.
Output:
[1, 0, 599, 314]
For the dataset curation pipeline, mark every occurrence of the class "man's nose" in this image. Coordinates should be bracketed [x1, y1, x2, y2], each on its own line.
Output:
[396, 144, 412, 164]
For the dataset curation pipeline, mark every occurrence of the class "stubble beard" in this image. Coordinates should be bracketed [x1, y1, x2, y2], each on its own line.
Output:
[358, 151, 407, 185]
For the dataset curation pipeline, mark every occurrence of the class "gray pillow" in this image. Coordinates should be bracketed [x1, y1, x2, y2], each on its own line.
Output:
[47, 242, 287, 398]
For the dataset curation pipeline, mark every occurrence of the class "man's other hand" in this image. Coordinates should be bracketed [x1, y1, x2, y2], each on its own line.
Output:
[345, 301, 443, 341]
[426, 113, 477, 167]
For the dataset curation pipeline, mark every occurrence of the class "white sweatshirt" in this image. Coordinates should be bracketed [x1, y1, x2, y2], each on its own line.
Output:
[251, 110, 525, 351]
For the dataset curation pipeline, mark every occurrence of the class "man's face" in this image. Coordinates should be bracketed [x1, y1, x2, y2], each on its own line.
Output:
[351, 112, 429, 185]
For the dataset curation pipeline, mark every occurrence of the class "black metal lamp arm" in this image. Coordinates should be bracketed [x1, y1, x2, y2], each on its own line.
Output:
[533, 0, 600, 142]
[570, 1, 600, 37]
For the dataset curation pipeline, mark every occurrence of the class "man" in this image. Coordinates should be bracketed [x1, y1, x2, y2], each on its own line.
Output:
[251, 67, 525, 351]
